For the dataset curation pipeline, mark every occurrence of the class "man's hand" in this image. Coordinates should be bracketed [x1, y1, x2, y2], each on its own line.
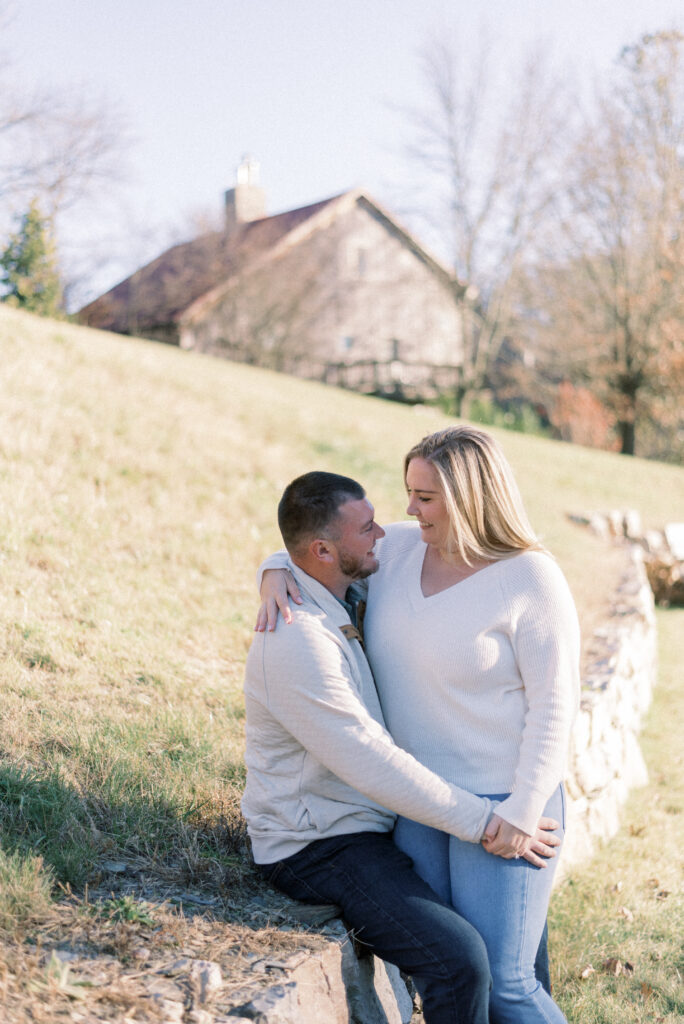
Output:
[482, 814, 560, 868]
[255, 569, 302, 631]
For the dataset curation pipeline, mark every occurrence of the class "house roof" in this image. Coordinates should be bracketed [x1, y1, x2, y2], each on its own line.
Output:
[79, 190, 459, 335]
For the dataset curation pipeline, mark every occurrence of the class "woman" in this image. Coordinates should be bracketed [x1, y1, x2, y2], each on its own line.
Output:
[259, 426, 580, 1023]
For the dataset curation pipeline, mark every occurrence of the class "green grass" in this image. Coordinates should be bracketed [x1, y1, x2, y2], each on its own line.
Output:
[0, 304, 683, 1016]
[549, 606, 684, 1023]
[92, 894, 157, 927]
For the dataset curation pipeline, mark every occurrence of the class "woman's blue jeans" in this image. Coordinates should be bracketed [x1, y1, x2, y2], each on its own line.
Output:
[259, 829, 491, 1024]
[394, 785, 568, 1024]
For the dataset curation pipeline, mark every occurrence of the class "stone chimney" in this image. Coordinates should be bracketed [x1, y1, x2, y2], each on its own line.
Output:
[224, 155, 267, 232]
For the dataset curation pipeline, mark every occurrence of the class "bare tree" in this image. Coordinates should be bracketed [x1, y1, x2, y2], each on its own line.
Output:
[0, 2, 131, 297]
[3, 92, 128, 215]
[534, 31, 684, 457]
[402, 31, 571, 415]
[0, 79, 129, 218]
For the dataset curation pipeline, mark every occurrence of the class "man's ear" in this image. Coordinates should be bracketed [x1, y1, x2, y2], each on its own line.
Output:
[309, 538, 336, 564]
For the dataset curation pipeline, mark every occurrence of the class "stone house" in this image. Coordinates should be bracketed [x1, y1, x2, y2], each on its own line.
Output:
[79, 160, 468, 398]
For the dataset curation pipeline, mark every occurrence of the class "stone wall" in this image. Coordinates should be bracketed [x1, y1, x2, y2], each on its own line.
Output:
[559, 542, 657, 877]
[223, 535, 658, 1022]
[568, 508, 684, 606]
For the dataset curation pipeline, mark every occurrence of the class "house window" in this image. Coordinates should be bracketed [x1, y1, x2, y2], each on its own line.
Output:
[390, 338, 401, 361]
[340, 335, 355, 354]
[346, 245, 368, 278]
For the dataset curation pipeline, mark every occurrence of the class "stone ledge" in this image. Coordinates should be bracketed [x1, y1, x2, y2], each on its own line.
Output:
[559, 539, 658, 880]
[224, 919, 414, 1023]
[569, 509, 684, 605]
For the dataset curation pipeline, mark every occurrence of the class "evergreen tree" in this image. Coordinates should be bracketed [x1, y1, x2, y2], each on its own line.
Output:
[0, 199, 62, 316]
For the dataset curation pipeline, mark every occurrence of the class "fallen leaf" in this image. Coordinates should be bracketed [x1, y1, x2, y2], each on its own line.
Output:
[579, 965, 595, 980]
[612, 881, 623, 893]
[624, 962, 635, 974]
[655, 890, 670, 900]
[618, 906, 634, 921]
[641, 982, 654, 999]
[602, 958, 623, 976]
[629, 824, 646, 836]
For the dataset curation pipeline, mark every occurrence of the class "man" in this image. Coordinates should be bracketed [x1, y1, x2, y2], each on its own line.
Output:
[242, 472, 557, 1024]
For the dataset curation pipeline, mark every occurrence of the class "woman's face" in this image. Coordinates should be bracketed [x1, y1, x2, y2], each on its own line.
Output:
[405, 457, 450, 550]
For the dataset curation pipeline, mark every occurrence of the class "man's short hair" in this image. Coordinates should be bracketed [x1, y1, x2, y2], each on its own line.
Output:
[278, 471, 365, 554]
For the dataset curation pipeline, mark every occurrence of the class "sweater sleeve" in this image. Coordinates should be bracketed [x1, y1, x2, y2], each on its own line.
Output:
[260, 618, 495, 843]
[256, 550, 290, 589]
[495, 555, 580, 835]
[256, 552, 370, 600]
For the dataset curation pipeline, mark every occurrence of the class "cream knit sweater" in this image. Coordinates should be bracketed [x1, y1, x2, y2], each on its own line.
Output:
[364, 523, 581, 836]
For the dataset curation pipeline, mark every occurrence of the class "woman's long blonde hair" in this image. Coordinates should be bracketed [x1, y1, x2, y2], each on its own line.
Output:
[404, 425, 545, 564]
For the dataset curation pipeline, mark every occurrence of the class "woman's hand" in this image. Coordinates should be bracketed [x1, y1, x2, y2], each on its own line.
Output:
[481, 813, 559, 867]
[255, 569, 302, 631]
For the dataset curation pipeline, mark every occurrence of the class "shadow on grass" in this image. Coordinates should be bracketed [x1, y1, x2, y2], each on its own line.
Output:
[0, 758, 252, 895]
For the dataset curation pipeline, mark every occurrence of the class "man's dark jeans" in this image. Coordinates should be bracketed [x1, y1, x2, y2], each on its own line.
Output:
[259, 830, 491, 1024]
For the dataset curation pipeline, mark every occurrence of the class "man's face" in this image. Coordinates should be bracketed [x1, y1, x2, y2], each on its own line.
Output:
[331, 498, 385, 580]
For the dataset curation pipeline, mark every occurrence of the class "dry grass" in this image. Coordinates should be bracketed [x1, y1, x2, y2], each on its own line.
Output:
[0, 304, 683, 1020]
[0, 886, 331, 1023]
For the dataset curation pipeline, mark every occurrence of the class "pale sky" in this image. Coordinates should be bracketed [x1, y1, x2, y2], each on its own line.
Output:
[3, 0, 683, 303]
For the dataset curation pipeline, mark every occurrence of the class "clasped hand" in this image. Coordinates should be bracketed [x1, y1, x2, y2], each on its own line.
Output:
[482, 814, 560, 868]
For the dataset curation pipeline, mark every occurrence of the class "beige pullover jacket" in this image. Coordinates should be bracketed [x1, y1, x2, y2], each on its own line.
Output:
[242, 560, 495, 864]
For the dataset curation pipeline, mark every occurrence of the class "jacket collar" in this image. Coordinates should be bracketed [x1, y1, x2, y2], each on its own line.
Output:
[285, 559, 353, 629]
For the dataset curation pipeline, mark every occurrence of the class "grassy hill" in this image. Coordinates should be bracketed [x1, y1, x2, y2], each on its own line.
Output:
[0, 305, 682, 1020]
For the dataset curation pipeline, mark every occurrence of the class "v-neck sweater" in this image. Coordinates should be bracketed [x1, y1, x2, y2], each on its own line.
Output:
[364, 523, 581, 836]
